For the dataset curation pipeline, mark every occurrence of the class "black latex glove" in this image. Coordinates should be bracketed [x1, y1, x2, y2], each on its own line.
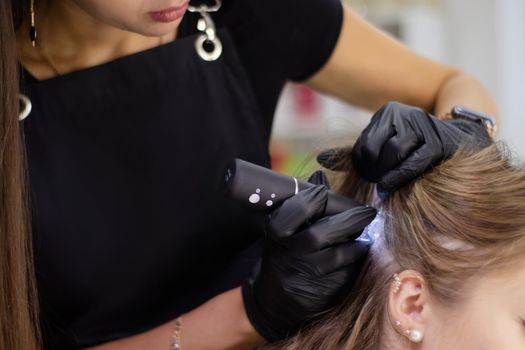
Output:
[242, 171, 377, 341]
[317, 101, 493, 194]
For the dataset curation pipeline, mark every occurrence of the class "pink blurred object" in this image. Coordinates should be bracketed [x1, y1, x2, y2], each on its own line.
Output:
[293, 85, 319, 120]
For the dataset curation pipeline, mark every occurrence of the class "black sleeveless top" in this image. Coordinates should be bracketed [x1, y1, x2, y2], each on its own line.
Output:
[21, 0, 343, 348]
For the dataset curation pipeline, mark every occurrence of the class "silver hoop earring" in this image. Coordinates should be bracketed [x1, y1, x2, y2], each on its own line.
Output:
[188, 0, 223, 61]
[29, 0, 37, 47]
[19, 94, 32, 121]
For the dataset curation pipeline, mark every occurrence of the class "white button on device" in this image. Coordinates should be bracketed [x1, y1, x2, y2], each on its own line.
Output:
[249, 188, 261, 204]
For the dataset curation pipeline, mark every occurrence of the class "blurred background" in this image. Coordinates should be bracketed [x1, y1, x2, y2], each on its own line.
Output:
[271, 0, 525, 176]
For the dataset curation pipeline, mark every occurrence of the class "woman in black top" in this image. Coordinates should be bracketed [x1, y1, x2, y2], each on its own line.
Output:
[13, 0, 498, 349]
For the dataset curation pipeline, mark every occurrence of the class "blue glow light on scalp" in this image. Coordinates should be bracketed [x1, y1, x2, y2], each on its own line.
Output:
[357, 209, 385, 243]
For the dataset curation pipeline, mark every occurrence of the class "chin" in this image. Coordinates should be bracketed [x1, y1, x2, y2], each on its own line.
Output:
[127, 20, 183, 37]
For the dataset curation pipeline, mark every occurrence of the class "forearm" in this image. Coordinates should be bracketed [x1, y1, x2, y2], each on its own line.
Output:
[85, 287, 265, 350]
[432, 72, 499, 124]
[306, 5, 499, 126]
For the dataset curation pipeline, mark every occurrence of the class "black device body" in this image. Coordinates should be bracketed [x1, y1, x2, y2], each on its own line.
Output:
[224, 159, 363, 216]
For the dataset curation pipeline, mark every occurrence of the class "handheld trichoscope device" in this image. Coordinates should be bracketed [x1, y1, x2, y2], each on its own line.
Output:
[223, 159, 363, 216]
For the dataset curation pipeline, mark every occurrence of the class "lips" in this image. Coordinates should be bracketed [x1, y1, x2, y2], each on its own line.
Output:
[148, 2, 189, 23]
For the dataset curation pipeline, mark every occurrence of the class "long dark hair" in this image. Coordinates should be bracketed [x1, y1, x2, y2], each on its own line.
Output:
[10, 0, 28, 31]
[0, 0, 40, 348]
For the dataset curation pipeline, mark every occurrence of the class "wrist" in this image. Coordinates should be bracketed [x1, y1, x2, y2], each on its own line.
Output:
[181, 287, 265, 349]
[440, 105, 497, 138]
[241, 280, 282, 342]
[237, 287, 266, 341]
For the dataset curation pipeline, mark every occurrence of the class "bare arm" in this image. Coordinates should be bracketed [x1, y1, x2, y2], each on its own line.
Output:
[85, 288, 264, 350]
[306, 4, 499, 123]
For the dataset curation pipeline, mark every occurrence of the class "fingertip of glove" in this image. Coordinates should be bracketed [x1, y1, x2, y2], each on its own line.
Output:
[377, 190, 390, 200]
[357, 205, 378, 222]
[307, 170, 330, 187]
[316, 148, 348, 171]
[316, 149, 337, 168]
[329, 205, 377, 235]
[377, 181, 395, 196]
[345, 207, 378, 241]
[378, 172, 417, 195]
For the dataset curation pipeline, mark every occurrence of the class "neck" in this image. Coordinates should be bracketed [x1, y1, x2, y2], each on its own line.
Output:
[18, 1, 176, 77]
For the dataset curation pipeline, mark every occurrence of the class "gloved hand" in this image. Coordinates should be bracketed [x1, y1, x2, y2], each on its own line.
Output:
[317, 101, 493, 195]
[242, 171, 376, 341]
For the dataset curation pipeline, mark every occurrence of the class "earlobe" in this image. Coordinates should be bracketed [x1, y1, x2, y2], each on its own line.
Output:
[388, 270, 429, 344]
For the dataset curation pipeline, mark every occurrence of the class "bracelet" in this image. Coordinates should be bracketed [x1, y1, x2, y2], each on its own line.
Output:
[170, 317, 183, 350]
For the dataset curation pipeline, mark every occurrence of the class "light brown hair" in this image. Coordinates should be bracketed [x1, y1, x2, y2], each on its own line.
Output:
[0, 0, 40, 348]
[262, 143, 525, 350]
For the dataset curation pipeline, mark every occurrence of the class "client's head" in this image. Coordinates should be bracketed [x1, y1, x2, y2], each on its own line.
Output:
[265, 143, 525, 350]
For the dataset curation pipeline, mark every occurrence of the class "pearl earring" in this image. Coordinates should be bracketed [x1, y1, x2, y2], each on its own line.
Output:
[408, 329, 423, 343]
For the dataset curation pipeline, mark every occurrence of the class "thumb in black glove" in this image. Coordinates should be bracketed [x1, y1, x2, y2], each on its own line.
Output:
[317, 101, 493, 195]
[242, 171, 376, 341]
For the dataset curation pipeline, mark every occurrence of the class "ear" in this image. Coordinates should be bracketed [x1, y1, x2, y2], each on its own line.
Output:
[388, 270, 431, 344]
